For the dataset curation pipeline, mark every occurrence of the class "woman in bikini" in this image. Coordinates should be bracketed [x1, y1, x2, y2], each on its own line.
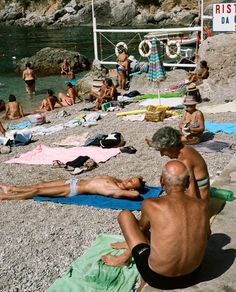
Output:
[22, 62, 36, 94]
[179, 95, 205, 145]
[2, 94, 24, 120]
[116, 49, 129, 91]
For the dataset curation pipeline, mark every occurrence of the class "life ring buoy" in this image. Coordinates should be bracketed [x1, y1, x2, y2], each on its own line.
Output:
[115, 42, 128, 56]
[138, 40, 152, 57]
[166, 40, 181, 59]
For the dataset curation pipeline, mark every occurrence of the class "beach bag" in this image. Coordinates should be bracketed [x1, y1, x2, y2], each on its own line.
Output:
[145, 105, 166, 122]
[11, 130, 32, 146]
[28, 113, 46, 125]
[100, 132, 125, 148]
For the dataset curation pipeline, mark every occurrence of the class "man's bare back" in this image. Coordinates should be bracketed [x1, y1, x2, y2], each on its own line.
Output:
[145, 194, 209, 276]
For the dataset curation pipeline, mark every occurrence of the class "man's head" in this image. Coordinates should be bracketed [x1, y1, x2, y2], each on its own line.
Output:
[148, 127, 182, 158]
[66, 82, 73, 88]
[161, 160, 189, 190]
[25, 62, 31, 68]
[9, 94, 16, 102]
[122, 176, 145, 191]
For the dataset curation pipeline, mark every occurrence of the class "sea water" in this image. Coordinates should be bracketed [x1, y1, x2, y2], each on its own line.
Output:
[0, 25, 145, 112]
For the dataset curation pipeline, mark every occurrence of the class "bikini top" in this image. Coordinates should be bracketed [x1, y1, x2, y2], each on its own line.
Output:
[183, 110, 200, 128]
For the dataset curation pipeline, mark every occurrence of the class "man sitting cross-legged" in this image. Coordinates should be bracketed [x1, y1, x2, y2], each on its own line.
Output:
[0, 176, 144, 201]
[102, 160, 210, 291]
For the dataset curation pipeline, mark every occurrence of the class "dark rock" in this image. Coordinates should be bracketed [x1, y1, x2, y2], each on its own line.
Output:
[15, 47, 91, 77]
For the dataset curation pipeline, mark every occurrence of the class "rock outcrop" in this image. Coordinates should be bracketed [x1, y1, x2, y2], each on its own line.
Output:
[15, 47, 90, 77]
[0, 0, 199, 28]
[198, 33, 236, 103]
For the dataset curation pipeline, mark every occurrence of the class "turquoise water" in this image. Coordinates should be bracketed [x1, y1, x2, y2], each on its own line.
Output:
[0, 25, 146, 112]
[0, 26, 95, 112]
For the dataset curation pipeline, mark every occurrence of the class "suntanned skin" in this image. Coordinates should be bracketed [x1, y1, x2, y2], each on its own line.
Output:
[158, 145, 210, 200]
[58, 84, 78, 106]
[22, 66, 36, 94]
[3, 101, 24, 119]
[0, 176, 143, 200]
[102, 160, 210, 291]
[0, 122, 6, 135]
[179, 105, 205, 145]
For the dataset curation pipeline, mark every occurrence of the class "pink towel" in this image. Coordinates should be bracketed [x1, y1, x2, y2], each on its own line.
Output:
[5, 144, 120, 165]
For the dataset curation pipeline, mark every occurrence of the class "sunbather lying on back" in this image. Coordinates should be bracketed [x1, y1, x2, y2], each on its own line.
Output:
[0, 175, 145, 200]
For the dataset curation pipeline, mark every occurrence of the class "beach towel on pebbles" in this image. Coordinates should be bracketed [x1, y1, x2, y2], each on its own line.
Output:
[205, 121, 236, 134]
[46, 234, 139, 292]
[33, 186, 163, 210]
[5, 144, 120, 165]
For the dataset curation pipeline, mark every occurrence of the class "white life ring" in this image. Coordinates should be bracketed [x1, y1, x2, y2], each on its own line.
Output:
[115, 42, 128, 56]
[166, 40, 181, 59]
[138, 40, 152, 57]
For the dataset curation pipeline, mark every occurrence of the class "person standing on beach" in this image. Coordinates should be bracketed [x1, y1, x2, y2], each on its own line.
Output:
[58, 82, 78, 106]
[146, 126, 210, 200]
[0, 176, 145, 200]
[22, 62, 36, 94]
[102, 160, 210, 290]
[2, 94, 24, 120]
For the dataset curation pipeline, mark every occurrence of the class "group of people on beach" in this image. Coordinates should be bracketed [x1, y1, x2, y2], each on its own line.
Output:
[0, 125, 211, 290]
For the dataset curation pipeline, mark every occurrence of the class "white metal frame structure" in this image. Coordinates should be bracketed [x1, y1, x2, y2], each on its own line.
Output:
[91, 0, 211, 68]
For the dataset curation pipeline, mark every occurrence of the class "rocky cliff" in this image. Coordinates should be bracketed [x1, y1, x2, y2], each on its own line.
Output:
[0, 0, 199, 28]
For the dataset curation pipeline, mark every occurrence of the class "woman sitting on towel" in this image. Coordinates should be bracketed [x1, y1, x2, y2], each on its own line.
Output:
[91, 78, 117, 111]
[179, 95, 205, 145]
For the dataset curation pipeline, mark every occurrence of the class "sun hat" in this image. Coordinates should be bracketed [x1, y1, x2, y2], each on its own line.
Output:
[187, 83, 198, 92]
[183, 95, 198, 106]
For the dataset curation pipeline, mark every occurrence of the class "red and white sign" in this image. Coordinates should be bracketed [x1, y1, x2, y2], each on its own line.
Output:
[213, 3, 236, 31]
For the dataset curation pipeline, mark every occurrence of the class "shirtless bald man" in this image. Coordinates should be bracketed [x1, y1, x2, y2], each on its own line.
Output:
[0, 175, 144, 200]
[147, 126, 210, 200]
[102, 160, 210, 290]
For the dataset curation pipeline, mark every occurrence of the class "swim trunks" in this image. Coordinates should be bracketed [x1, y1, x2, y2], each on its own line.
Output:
[132, 243, 201, 290]
[65, 178, 79, 197]
[117, 66, 125, 73]
[25, 79, 35, 86]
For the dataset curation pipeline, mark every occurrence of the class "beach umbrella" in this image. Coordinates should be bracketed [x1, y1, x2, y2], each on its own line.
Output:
[148, 39, 166, 104]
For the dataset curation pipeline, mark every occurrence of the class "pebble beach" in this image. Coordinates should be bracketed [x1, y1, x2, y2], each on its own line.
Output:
[0, 88, 236, 291]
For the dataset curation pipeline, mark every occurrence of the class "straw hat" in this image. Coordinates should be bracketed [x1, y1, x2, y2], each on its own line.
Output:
[183, 95, 198, 106]
[187, 83, 198, 92]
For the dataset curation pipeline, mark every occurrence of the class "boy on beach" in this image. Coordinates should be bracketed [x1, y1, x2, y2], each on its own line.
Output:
[0, 175, 145, 200]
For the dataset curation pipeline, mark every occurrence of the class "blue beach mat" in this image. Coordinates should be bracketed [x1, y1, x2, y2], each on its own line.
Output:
[7, 120, 32, 130]
[33, 186, 163, 210]
[46, 234, 139, 292]
[64, 78, 80, 86]
[205, 120, 236, 134]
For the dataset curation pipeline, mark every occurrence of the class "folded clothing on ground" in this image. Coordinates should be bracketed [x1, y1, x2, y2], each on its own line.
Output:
[33, 186, 163, 210]
[46, 234, 139, 292]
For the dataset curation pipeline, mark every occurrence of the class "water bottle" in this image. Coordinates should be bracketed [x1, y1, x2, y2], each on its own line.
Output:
[210, 187, 235, 201]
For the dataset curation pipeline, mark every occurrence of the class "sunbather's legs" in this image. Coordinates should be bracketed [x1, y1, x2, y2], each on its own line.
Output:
[0, 180, 71, 200]
[0, 180, 67, 194]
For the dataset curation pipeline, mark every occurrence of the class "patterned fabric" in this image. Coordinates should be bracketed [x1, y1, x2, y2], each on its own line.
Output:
[148, 39, 166, 82]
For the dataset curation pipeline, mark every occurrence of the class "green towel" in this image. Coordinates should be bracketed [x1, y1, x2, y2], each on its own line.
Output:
[134, 92, 181, 100]
[47, 234, 139, 292]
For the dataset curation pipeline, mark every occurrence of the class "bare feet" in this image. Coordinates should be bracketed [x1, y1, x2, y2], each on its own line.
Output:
[0, 184, 12, 194]
[101, 254, 130, 267]
[111, 241, 128, 249]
